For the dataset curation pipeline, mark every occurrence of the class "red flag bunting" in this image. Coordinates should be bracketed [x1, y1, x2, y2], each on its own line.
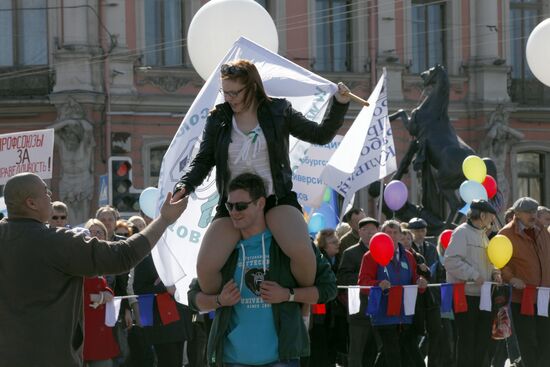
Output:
[453, 283, 468, 313]
[520, 285, 536, 316]
[311, 304, 326, 315]
[156, 292, 180, 325]
[387, 286, 403, 316]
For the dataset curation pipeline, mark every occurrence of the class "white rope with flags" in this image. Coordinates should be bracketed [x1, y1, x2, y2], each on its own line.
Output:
[321, 69, 397, 217]
[153, 37, 340, 304]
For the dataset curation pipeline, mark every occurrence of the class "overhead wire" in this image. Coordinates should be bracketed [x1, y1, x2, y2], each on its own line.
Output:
[0, 1, 546, 82]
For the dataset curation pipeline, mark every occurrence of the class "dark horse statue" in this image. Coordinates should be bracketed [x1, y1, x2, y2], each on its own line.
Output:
[386, 64, 477, 230]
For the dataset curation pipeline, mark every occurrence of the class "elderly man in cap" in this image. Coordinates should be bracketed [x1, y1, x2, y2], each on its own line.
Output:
[337, 216, 380, 367]
[499, 197, 550, 367]
[0, 173, 188, 367]
[408, 217, 438, 267]
[445, 199, 501, 367]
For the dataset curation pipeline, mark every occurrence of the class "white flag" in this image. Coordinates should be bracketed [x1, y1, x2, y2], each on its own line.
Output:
[154, 37, 338, 304]
[105, 298, 122, 327]
[348, 287, 361, 315]
[403, 285, 418, 315]
[537, 287, 550, 317]
[479, 282, 492, 311]
[321, 69, 396, 214]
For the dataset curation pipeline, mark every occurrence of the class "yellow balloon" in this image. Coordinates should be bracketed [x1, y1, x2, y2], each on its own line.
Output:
[487, 235, 513, 269]
[462, 155, 487, 183]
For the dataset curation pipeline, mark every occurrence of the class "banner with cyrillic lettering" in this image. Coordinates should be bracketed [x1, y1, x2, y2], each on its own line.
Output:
[154, 37, 338, 304]
[293, 135, 342, 207]
[0, 129, 54, 185]
[321, 69, 396, 215]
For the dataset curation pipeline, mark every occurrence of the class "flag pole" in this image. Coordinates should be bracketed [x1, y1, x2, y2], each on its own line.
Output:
[377, 178, 384, 223]
[348, 92, 370, 106]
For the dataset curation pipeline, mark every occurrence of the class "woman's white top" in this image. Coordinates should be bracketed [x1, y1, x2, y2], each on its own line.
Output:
[227, 116, 274, 196]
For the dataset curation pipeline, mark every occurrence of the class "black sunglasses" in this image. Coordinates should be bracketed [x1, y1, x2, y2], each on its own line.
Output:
[52, 215, 67, 220]
[220, 64, 246, 76]
[225, 199, 257, 212]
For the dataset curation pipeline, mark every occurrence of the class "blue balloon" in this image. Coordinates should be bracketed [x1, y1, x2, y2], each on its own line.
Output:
[459, 180, 488, 204]
[308, 213, 326, 234]
[459, 203, 471, 215]
[139, 187, 160, 218]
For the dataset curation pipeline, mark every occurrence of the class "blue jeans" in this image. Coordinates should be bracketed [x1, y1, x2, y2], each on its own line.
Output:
[224, 359, 300, 367]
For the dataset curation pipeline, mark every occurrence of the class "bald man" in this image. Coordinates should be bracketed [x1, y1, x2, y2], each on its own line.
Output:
[0, 173, 188, 367]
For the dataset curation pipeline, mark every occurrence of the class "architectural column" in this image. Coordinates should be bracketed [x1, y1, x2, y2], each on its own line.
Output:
[52, 0, 101, 93]
[103, 0, 137, 94]
[376, 1, 404, 101]
[467, 0, 510, 102]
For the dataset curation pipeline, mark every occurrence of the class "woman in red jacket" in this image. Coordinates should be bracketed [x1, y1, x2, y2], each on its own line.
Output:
[83, 219, 120, 366]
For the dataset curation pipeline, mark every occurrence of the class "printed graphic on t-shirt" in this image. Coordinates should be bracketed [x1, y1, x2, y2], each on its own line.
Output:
[245, 267, 265, 296]
[237, 254, 271, 310]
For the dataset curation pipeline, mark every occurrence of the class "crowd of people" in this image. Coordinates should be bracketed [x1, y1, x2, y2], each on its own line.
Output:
[10, 190, 550, 367]
[327, 199, 550, 367]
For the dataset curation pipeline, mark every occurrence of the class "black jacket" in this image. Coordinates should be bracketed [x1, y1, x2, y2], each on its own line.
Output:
[133, 254, 193, 344]
[177, 97, 349, 206]
[337, 241, 370, 323]
[411, 240, 438, 267]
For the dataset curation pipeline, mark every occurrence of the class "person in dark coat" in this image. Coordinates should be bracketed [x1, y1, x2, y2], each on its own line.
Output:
[309, 228, 345, 367]
[132, 254, 193, 367]
[0, 172, 188, 367]
[408, 217, 442, 367]
[337, 217, 380, 367]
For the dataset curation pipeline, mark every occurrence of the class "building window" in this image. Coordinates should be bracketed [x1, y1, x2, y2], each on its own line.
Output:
[314, 0, 352, 72]
[509, 0, 548, 105]
[410, 0, 446, 74]
[0, 0, 48, 67]
[146, 144, 169, 187]
[144, 0, 185, 67]
[517, 152, 546, 204]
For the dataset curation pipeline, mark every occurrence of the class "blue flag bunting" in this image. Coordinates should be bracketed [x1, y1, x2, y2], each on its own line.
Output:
[367, 286, 382, 316]
[137, 294, 155, 326]
[440, 283, 453, 313]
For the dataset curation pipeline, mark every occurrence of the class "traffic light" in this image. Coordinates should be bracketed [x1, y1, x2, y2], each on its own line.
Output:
[108, 156, 140, 215]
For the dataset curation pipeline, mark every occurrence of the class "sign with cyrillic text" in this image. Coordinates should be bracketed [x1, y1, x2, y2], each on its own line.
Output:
[0, 129, 55, 185]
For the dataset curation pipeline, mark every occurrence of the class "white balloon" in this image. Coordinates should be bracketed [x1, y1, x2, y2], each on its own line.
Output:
[187, 0, 279, 81]
[526, 18, 550, 87]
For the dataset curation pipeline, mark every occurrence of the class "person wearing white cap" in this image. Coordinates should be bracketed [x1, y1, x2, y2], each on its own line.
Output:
[499, 197, 550, 367]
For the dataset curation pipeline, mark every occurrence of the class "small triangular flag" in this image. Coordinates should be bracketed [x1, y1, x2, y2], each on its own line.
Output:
[157, 292, 180, 325]
[387, 286, 403, 316]
[137, 294, 155, 326]
[521, 285, 536, 316]
[312, 304, 326, 315]
[453, 283, 468, 313]
[105, 298, 122, 327]
[367, 286, 382, 316]
[479, 282, 492, 311]
[440, 283, 453, 313]
[537, 287, 550, 317]
[348, 287, 361, 315]
[403, 285, 418, 316]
